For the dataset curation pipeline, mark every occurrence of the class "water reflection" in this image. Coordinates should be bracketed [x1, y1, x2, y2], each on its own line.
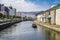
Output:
[44, 27, 60, 40]
[0, 21, 60, 40]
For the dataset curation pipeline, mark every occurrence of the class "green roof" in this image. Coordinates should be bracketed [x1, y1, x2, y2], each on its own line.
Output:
[56, 4, 60, 9]
[50, 4, 60, 10]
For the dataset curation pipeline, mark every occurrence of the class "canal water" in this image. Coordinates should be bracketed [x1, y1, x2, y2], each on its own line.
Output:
[0, 21, 53, 40]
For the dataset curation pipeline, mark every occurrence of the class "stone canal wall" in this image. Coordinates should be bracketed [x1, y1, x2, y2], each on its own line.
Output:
[0, 20, 21, 31]
[34, 20, 60, 33]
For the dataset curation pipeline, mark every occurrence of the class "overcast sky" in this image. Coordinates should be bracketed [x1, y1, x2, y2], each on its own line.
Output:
[0, 0, 60, 12]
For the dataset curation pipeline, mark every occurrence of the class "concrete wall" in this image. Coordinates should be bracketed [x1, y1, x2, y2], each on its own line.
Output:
[56, 9, 60, 25]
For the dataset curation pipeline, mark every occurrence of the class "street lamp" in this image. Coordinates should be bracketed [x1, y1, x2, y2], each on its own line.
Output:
[48, 15, 51, 24]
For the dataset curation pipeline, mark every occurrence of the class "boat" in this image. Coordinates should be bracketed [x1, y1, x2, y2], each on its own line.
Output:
[32, 23, 37, 28]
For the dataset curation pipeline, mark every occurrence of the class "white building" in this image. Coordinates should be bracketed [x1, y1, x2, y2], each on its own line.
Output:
[9, 6, 16, 16]
[16, 12, 21, 16]
[0, 4, 6, 15]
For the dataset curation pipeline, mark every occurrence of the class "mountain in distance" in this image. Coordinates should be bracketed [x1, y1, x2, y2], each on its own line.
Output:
[20, 11, 40, 15]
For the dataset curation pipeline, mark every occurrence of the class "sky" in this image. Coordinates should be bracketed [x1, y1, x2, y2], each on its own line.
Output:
[0, 0, 60, 12]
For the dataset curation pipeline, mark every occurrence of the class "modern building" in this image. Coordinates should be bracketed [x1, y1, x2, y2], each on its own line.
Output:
[0, 4, 5, 15]
[0, 4, 17, 19]
[0, 4, 1, 11]
[0, 4, 9, 15]
[4, 6, 9, 15]
[8, 6, 16, 16]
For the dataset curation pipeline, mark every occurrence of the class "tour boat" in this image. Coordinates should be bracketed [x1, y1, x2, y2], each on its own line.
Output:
[32, 23, 37, 28]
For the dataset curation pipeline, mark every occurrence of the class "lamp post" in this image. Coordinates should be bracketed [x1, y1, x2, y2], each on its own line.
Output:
[48, 15, 51, 24]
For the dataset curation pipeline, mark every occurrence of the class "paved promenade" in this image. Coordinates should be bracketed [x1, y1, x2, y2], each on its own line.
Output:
[34, 20, 60, 33]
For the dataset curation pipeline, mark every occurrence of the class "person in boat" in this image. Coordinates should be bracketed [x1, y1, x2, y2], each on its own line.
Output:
[32, 23, 37, 28]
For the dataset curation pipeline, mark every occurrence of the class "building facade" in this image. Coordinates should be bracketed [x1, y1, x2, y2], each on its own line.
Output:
[37, 11, 46, 22]
[0, 4, 17, 16]
[0, 4, 9, 15]
[36, 4, 60, 25]
[9, 6, 16, 16]
[0, 4, 5, 15]
[56, 8, 60, 25]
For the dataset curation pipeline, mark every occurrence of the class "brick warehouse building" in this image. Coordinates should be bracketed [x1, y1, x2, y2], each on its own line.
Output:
[36, 4, 60, 25]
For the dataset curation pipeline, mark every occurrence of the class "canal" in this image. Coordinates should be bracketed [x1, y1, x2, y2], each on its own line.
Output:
[0, 21, 60, 40]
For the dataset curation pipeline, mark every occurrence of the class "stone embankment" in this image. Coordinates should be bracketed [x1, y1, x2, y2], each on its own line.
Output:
[34, 20, 60, 33]
[0, 20, 21, 31]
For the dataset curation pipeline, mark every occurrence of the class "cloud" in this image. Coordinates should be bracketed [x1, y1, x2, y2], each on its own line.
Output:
[1, 0, 43, 12]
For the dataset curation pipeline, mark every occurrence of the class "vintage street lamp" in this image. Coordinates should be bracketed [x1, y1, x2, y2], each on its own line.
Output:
[48, 15, 51, 24]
